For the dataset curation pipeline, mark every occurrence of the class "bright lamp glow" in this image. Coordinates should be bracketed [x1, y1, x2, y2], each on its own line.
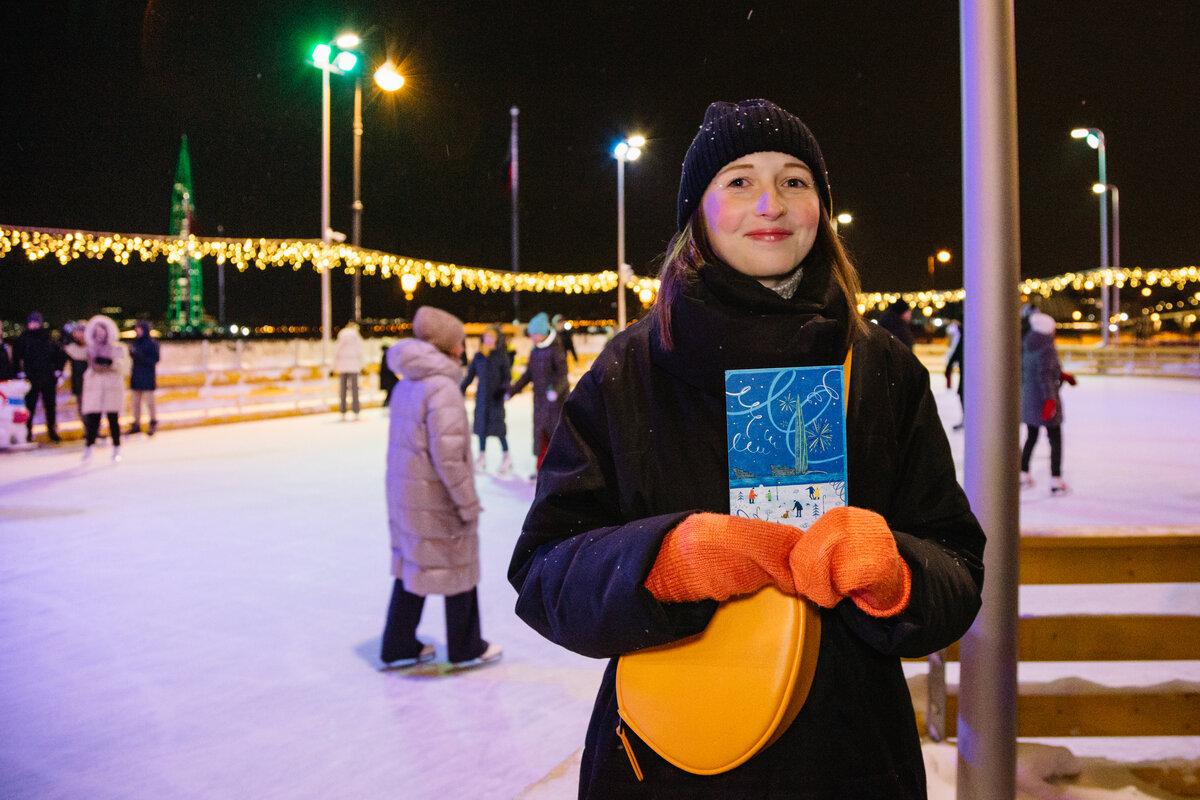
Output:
[374, 62, 405, 91]
[311, 44, 332, 66]
[1070, 128, 1089, 139]
[1093, 183, 1107, 194]
[334, 51, 358, 72]
[1086, 133, 1100, 149]
[615, 135, 645, 161]
[937, 250, 951, 263]
[836, 213, 853, 225]
[335, 33, 361, 49]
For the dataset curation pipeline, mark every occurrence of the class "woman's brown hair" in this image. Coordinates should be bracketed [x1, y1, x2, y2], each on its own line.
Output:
[653, 207, 866, 351]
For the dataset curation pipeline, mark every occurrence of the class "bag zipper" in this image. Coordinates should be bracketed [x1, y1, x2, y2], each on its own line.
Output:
[615, 719, 644, 781]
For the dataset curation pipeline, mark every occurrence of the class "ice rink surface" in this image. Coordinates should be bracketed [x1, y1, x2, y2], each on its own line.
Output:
[2, 372, 1198, 799]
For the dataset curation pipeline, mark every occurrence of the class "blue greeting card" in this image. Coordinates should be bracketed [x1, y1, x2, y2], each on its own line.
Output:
[725, 365, 848, 528]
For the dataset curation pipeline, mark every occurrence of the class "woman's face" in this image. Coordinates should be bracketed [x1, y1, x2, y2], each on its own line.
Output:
[700, 151, 821, 288]
[94, 326, 108, 344]
[482, 332, 497, 348]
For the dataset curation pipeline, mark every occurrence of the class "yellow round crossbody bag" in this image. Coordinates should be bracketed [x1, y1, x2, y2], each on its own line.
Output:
[615, 586, 821, 776]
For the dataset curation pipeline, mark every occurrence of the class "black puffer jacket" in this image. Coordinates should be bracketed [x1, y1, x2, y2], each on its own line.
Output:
[509, 261, 984, 798]
[461, 347, 511, 439]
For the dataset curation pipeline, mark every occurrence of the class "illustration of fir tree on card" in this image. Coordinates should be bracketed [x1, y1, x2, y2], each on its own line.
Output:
[726, 365, 848, 528]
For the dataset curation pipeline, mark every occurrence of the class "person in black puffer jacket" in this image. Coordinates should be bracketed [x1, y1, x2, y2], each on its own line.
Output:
[12, 311, 66, 442]
[509, 99, 984, 799]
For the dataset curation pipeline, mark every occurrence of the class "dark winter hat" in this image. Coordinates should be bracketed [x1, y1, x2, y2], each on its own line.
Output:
[27, 311, 44, 326]
[677, 99, 832, 231]
[886, 299, 911, 314]
[412, 306, 465, 355]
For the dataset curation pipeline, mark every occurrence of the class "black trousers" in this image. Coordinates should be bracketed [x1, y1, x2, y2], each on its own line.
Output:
[1021, 424, 1062, 477]
[24, 378, 58, 435]
[84, 413, 121, 447]
[380, 579, 486, 664]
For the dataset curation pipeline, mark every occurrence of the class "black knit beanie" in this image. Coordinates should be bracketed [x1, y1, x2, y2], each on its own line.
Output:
[676, 99, 831, 231]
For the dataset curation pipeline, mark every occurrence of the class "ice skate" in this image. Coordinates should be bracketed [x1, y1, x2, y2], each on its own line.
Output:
[127, 423, 141, 435]
[1019, 472, 1034, 489]
[147, 420, 157, 437]
[474, 452, 487, 472]
[379, 643, 436, 671]
[111, 446, 122, 463]
[450, 642, 503, 671]
[81, 445, 94, 463]
[1049, 477, 1070, 496]
[498, 452, 513, 474]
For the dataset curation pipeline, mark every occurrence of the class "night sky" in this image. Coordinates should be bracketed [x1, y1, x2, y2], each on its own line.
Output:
[3, 0, 1198, 328]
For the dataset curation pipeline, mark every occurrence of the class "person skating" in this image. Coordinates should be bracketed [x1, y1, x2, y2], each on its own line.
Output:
[380, 307, 501, 669]
[127, 320, 160, 435]
[62, 322, 89, 420]
[80, 315, 128, 463]
[1020, 309, 1069, 495]
[11, 311, 66, 442]
[332, 321, 365, 419]
[508, 312, 569, 479]
[460, 324, 513, 474]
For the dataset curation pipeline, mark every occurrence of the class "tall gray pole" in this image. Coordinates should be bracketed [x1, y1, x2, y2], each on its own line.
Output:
[321, 67, 333, 367]
[957, 1, 1021, 797]
[510, 106, 520, 321]
[1109, 185, 1120, 343]
[616, 154, 627, 330]
[351, 75, 363, 323]
[1097, 137, 1110, 346]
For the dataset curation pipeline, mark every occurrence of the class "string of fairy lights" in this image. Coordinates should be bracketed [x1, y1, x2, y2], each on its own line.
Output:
[4, 224, 1199, 323]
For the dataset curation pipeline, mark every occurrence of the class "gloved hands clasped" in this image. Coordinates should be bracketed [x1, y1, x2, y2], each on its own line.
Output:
[644, 507, 912, 618]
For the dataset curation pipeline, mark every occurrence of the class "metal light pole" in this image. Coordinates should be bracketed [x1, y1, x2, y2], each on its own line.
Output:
[1094, 182, 1121, 342]
[352, 73, 363, 322]
[1071, 127, 1109, 345]
[613, 135, 644, 330]
[957, 0, 1022, 796]
[927, 249, 951, 291]
[310, 42, 357, 365]
[511, 107, 520, 321]
[321, 64, 333, 363]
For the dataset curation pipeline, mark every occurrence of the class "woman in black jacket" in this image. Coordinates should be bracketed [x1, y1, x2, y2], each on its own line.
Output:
[508, 99, 984, 798]
[460, 324, 513, 473]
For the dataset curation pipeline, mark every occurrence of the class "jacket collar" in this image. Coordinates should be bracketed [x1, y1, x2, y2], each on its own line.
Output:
[649, 259, 849, 396]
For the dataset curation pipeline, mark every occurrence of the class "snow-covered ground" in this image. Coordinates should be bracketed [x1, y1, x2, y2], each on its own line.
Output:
[1, 371, 1197, 799]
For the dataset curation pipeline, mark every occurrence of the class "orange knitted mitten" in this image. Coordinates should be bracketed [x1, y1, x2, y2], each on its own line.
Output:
[787, 506, 912, 617]
[644, 513, 803, 602]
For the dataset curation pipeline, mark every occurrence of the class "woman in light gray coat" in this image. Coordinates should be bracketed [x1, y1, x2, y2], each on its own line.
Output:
[380, 306, 502, 669]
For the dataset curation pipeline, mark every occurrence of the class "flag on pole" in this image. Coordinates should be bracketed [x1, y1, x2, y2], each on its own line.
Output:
[169, 135, 204, 332]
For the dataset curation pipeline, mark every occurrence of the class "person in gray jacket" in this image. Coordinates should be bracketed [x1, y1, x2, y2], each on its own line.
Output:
[1019, 309, 1069, 494]
[379, 306, 502, 669]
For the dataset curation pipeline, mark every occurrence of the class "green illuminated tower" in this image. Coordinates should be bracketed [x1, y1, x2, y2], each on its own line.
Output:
[168, 135, 204, 332]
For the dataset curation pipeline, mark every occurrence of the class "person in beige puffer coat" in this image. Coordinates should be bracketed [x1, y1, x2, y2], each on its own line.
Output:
[379, 306, 502, 669]
[81, 314, 129, 463]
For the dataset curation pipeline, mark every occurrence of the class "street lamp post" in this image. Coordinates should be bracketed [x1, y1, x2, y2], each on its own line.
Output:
[1093, 182, 1121, 342]
[309, 41, 359, 366]
[337, 35, 405, 324]
[1071, 127, 1110, 345]
[613, 135, 645, 331]
[927, 249, 951, 291]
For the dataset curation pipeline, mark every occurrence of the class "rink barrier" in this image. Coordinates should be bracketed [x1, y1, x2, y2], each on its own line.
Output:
[18, 336, 600, 442]
[919, 528, 1200, 740]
